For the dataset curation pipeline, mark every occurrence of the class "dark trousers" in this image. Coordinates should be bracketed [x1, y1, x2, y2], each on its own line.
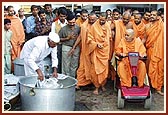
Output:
[57, 44, 62, 73]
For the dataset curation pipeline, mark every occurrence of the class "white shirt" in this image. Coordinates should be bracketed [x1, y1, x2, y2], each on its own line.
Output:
[20, 36, 58, 72]
[51, 19, 67, 33]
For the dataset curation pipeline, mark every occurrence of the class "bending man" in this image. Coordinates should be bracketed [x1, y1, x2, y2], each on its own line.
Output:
[20, 32, 60, 81]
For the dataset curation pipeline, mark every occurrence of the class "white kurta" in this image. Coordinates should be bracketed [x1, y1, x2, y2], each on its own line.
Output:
[4, 29, 12, 74]
[20, 36, 58, 76]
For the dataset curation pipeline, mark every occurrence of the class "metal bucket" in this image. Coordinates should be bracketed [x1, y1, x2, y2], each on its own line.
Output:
[13, 57, 53, 76]
[19, 74, 77, 111]
[13, 58, 25, 76]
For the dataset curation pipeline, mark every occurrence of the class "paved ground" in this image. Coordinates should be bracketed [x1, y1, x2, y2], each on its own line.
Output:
[75, 80, 165, 112]
[8, 79, 165, 112]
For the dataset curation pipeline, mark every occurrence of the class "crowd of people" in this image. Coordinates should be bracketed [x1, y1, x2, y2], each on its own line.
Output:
[4, 4, 164, 96]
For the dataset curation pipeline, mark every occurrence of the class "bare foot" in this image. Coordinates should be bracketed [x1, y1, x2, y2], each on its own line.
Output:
[101, 86, 106, 92]
[157, 90, 164, 96]
[75, 86, 80, 90]
[93, 88, 99, 95]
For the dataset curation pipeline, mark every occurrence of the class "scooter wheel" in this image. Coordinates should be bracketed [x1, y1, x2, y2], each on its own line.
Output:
[144, 91, 152, 109]
[117, 89, 124, 108]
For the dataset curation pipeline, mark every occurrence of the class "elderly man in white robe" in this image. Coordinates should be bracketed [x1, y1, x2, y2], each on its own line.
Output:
[20, 32, 60, 81]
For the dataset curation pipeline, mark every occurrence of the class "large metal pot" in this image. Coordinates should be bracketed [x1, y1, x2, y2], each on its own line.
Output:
[19, 75, 77, 111]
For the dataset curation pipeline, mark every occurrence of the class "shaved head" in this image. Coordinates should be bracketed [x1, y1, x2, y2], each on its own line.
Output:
[126, 29, 134, 35]
[122, 12, 131, 25]
[132, 10, 139, 16]
[134, 13, 142, 25]
[123, 12, 131, 19]
[99, 12, 107, 18]
[125, 29, 135, 42]
[88, 12, 97, 25]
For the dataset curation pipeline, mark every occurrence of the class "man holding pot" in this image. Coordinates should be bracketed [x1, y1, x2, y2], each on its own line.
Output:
[20, 32, 60, 81]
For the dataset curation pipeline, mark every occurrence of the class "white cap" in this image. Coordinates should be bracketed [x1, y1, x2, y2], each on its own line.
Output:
[48, 32, 60, 43]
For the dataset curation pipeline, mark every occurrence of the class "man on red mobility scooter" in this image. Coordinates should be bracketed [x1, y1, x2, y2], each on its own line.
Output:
[115, 29, 151, 109]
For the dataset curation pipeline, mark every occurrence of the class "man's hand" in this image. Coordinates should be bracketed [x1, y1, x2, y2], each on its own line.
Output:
[52, 67, 58, 78]
[97, 44, 103, 49]
[68, 47, 75, 56]
[67, 32, 78, 40]
[71, 33, 78, 39]
[66, 35, 71, 40]
[36, 69, 44, 81]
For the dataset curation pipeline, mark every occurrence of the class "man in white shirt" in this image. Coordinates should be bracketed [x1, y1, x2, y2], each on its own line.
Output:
[51, 7, 68, 33]
[20, 32, 60, 81]
[51, 7, 68, 73]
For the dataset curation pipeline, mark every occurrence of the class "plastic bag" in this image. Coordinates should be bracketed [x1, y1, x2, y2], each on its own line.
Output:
[36, 77, 63, 88]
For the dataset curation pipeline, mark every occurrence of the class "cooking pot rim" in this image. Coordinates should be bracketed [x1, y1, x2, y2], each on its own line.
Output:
[19, 76, 77, 89]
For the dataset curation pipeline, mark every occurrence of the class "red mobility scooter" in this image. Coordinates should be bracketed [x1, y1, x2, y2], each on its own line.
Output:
[115, 52, 152, 109]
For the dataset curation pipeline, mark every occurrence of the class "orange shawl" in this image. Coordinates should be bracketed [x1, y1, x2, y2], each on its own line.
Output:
[76, 17, 86, 27]
[6, 15, 25, 60]
[133, 21, 145, 40]
[146, 18, 164, 61]
[76, 20, 92, 86]
[145, 18, 164, 90]
[116, 37, 146, 56]
[115, 38, 147, 87]
[87, 20, 111, 85]
[114, 20, 126, 50]
[142, 18, 149, 25]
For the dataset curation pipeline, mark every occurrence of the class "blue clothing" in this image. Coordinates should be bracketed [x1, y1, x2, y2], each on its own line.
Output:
[26, 15, 37, 34]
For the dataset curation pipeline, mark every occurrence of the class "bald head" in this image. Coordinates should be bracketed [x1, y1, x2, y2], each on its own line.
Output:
[99, 12, 107, 25]
[122, 12, 131, 25]
[132, 10, 139, 16]
[125, 29, 135, 42]
[134, 13, 142, 25]
[126, 29, 134, 35]
[88, 12, 97, 25]
[123, 12, 131, 19]
[99, 12, 107, 18]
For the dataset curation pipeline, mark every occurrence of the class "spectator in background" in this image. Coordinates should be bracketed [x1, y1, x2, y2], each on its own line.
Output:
[51, 7, 68, 34]
[142, 10, 151, 25]
[76, 9, 88, 27]
[130, 10, 140, 22]
[4, 6, 8, 18]
[106, 9, 112, 24]
[58, 12, 80, 78]
[76, 13, 80, 19]
[6, 5, 25, 73]
[18, 8, 26, 34]
[43, 4, 56, 23]
[112, 8, 121, 20]
[106, 9, 112, 16]
[53, 8, 59, 22]
[133, 13, 146, 43]
[158, 8, 164, 22]
[26, 5, 40, 41]
[51, 7, 68, 73]
[4, 19, 13, 74]
[35, 9, 52, 36]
